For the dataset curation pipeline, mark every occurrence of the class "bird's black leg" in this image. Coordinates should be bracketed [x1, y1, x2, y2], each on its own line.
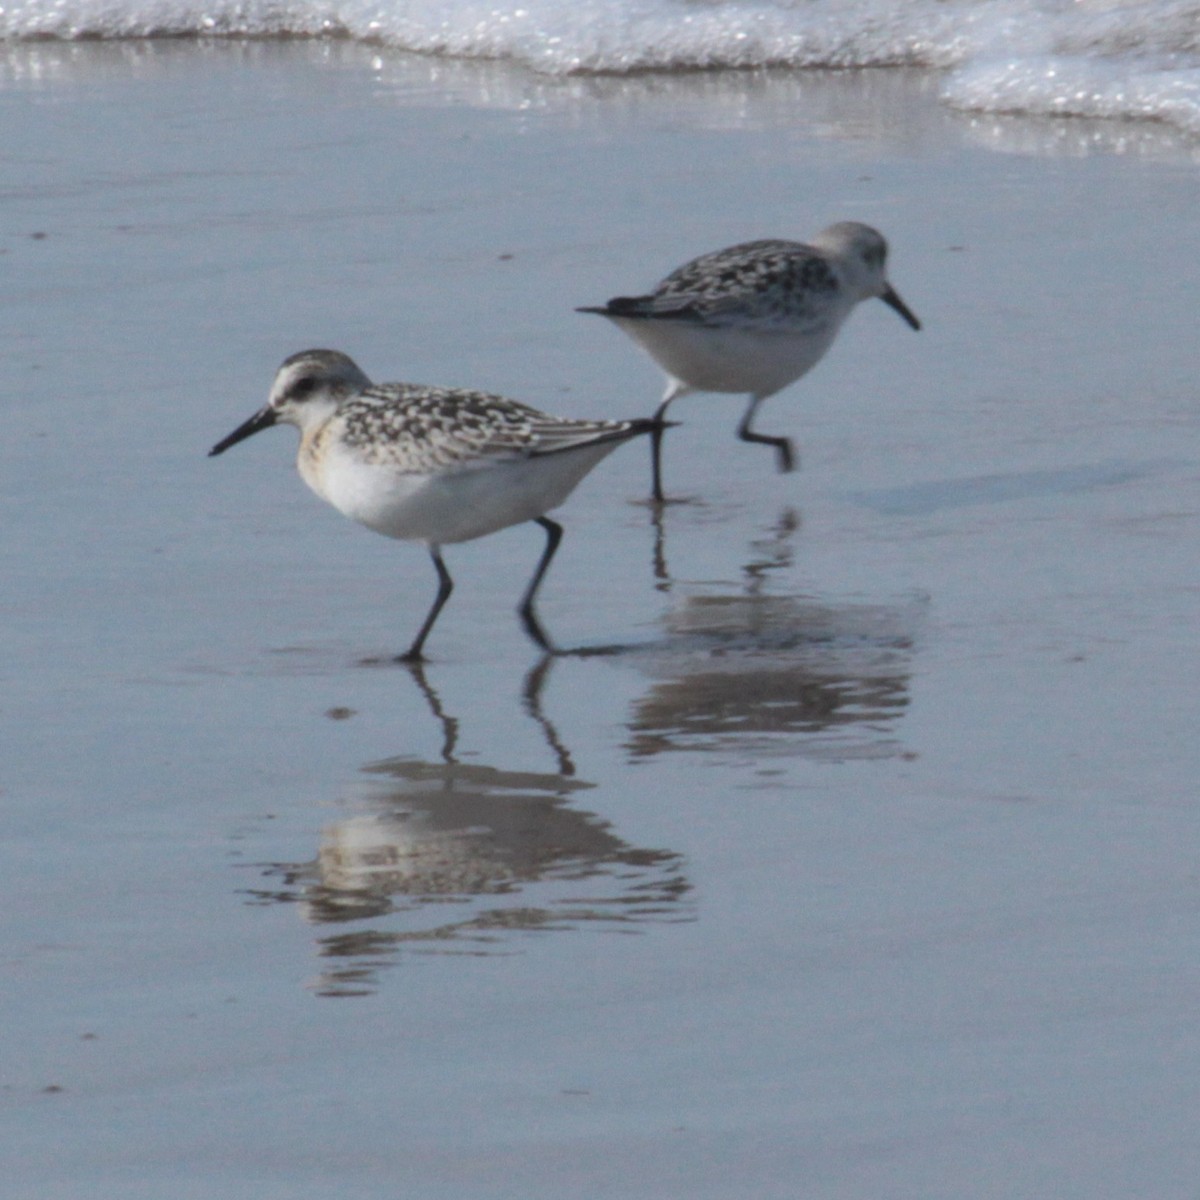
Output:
[736, 394, 795, 473]
[399, 546, 454, 662]
[649, 394, 679, 504]
[517, 517, 563, 653]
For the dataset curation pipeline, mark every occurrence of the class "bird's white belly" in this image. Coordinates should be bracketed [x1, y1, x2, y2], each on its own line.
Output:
[613, 317, 843, 398]
[305, 442, 622, 545]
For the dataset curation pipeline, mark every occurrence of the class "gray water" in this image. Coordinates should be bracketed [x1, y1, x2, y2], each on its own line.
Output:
[4, 40, 1200, 1198]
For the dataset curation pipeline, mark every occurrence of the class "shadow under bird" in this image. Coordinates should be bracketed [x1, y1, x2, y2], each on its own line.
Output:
[209, 349, 660, 661]
[577, 221, 921, 502]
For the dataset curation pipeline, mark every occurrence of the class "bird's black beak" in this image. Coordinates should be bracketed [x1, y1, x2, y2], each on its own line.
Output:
[209, 406, 278, 457]
[881, 285, 921, 331]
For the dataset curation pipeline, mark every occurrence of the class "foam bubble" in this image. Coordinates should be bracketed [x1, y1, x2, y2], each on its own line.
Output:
[2, 0, 1199, 135]
[944, 56, 1200, 135]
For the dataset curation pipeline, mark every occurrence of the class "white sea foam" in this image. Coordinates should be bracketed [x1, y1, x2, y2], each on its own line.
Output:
[1, 0, 1198, 135]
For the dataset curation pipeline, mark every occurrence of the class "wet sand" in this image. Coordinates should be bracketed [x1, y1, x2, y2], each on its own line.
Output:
[3, 39, 1200, 1198]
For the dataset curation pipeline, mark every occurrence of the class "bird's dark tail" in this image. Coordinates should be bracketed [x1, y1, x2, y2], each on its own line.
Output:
[575, 295, 654, 319]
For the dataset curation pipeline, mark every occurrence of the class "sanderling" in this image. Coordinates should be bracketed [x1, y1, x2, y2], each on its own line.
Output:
[209, 349, 659, 660]
[578, 222, 920, 502]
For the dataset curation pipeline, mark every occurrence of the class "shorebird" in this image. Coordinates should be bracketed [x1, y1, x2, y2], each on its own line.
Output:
[578, 222, 920, 501]
[209, 349, 659, 660]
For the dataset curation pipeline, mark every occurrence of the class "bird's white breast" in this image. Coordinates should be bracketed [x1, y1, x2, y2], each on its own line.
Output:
[301, 431, 623, 546]
[612, 314, 847, 399]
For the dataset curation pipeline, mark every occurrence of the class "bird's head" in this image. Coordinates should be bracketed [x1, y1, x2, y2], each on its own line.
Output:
[209, 349, 372, 456]
[813, 222, 920, 331]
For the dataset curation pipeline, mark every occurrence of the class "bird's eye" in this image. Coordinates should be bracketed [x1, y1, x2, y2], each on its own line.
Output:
[289, 375, 318, 401]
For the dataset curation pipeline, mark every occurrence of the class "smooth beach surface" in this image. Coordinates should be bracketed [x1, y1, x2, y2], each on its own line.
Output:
[3, 40, 1200, 1198]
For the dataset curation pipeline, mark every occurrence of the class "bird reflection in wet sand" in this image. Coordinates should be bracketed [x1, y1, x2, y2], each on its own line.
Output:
[626, 588, 923, 763]
[741, 507, 800, 594]
[651, 501, 800, 594]
[245, 658, 691, 996]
